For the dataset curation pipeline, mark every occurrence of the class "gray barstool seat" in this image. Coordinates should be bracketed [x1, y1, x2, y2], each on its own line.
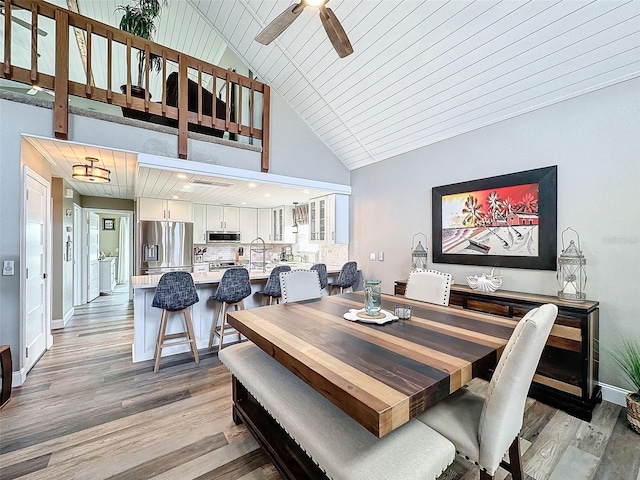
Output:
[209, 268, 251, 350]
[328, 261, 358, 295]
[256, 265, 291, 305]
[151, 271, 200, 373]
[310, 263, 328, 290]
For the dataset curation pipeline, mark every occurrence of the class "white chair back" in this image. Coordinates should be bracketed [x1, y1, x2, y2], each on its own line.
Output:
[478, 303, 557, 472]
[404, 270, 452, 306]
[279, 270, 323, 303]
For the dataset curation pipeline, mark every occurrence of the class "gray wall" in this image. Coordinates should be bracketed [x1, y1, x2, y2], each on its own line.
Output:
[350, 77, 640, 390]
[0, 88, 348, 375]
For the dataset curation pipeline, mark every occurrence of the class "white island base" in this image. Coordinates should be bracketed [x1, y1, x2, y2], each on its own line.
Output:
[131, 268, 341, 363]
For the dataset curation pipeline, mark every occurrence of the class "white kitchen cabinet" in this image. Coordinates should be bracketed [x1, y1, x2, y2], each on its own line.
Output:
[99, 258, 116, 295]
[271, 205, 295, 244]
[310, 194, 349, 244]
[193, 204, 207, 243]
[206, 205, 240, 231]
[138, 198, 193, 222]
[257, 208, 272, 241]
[239, 208, 258, 242]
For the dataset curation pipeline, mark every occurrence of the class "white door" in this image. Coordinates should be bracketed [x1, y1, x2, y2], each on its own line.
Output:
[24, 169, 50, 373]
[88, 212, 100, 301]
[73, 204, 82, 306]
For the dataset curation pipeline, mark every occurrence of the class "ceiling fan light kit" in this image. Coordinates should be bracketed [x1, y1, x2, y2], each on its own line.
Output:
[255, 0, 353, 58]
[72, 157, 111, 183]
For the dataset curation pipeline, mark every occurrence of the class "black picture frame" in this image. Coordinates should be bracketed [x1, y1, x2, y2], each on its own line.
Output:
[432, 166, 557, 270]
[103, 218, 115, 230]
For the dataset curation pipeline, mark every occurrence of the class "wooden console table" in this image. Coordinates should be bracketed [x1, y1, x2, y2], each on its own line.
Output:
[394, 281, 600, 421]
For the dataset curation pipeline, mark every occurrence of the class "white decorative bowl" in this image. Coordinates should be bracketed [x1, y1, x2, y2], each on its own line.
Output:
[466, 269, 503, 292]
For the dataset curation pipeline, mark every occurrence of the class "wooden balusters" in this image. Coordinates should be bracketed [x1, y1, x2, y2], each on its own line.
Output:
[4, 0, 12, 76]
[178, 55, 188, 159]
[54, 8, 69, 139]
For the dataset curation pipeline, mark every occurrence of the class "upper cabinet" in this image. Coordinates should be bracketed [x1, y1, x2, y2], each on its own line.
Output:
[257, 208, 272, 242]
[138, 198, 193, 222]
[193, 203, 207, 243]
[272, 205, 295, 244]
[310, 194, 349, 244]
[239, 208, 258, 242]
[206, 205, 240, 231]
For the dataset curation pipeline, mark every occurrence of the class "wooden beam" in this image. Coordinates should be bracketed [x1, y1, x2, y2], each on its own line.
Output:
[261, 85, 271, 172]
[54, 8, 69, 140]
[178, 55, 188, 159]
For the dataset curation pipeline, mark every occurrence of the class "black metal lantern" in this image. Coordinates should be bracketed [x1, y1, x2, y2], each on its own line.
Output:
[411, 232, 428, 271]
[557, 227, 587, 302]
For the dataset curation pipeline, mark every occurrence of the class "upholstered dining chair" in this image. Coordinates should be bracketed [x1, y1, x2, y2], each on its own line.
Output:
[151, 271, 200, 373]
[310, 263, 328, 290]
[279, 269, 323, 303]
[256, 265, 291, 305]
[417, 303, 558, 480]
[404, 269, 452, 306]
[209, 268, 251, 350]
[328, 261, 358, 295]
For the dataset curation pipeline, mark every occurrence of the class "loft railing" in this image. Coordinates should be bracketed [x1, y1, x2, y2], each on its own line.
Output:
[0, 0, 271, 171]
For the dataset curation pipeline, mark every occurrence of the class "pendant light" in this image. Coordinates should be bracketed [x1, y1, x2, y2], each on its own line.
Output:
[72, 157, 111, 183]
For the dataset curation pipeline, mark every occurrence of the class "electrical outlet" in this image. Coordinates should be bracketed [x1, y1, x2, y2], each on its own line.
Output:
[3, 260, 15, 276]
[369, 252, 376, 261]
[378, 252, 384, 261]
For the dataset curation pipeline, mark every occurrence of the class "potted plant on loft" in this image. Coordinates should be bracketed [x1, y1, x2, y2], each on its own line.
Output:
[117, 0, 167, 102]
[610, 337, 640, 434]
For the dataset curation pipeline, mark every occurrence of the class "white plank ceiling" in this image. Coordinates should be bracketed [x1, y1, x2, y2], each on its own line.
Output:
[6, 0, 640, 202]
[192, 0, 640, 170]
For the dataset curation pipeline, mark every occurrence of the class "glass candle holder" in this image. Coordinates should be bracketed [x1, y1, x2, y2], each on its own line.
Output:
[394, 305, 412, 320]
[363, 280, 382, 316]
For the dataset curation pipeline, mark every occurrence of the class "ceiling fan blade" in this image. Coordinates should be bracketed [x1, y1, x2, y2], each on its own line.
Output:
[11, 14, 48, 36]
[319, 7, 352, 58]
[255, 3, 305, 45]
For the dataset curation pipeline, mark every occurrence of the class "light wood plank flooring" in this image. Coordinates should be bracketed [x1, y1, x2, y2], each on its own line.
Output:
[1, 289, 638, 479]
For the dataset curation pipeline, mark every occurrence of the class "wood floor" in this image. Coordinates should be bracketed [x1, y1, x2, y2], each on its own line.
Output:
[1, 288, 638, 479]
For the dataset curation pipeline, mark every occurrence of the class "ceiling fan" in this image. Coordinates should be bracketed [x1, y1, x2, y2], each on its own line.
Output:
[255, 0, 353, 58]
[0, 1, 48, 36]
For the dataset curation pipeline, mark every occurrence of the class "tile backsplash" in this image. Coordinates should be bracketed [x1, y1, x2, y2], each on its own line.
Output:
[194, 242, 348, 266]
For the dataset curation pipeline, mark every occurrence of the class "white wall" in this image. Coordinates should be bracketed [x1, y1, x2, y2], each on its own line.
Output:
[350, 77, 640, 390]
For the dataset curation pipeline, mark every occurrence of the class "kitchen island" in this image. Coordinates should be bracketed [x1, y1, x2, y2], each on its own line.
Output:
[130, 266, 343, 363]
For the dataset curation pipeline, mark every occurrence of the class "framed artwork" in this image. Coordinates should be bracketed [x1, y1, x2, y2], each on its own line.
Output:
[103, 218, 115, 230]
[432, 166, 557, 270]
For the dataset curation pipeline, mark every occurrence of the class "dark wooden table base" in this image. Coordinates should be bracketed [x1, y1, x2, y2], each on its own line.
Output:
[231, 376, 328, 480]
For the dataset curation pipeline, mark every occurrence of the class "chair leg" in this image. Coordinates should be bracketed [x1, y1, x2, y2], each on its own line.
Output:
[235, 300, 245, 342]
[154, 310, 169, 373]
[183, 308, 199, 364]
[508, 437, 524, 480]
[218, 302, 229, 350]
[209, 301, 222, 349]
[480, 470, 493, 480]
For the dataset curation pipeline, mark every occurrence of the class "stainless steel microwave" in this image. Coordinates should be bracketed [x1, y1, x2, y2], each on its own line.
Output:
[207, 231, 241, 243]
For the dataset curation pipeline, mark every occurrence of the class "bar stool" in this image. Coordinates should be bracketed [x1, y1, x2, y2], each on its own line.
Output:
[209, 268, 252, 350]
[328, 261, 358, 295]
[256, 265, 291, 305]
[310, 263, 328, 290]
[151, 271, 200, 373]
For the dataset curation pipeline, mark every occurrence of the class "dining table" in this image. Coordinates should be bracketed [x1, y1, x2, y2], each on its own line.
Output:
[226, 291, 516, 439]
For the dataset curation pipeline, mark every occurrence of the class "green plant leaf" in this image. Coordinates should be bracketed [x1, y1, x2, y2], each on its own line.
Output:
[610, 338, 640, 393]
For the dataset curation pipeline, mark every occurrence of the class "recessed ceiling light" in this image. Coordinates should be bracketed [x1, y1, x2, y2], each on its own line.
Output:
[241, 202, 247, 205]
[177, 174, 187, 179]
[304, 190, 310, 194]
[265, 193, 271, 197]
[173, 195, 179, 199]
[248, 183, 258, 188]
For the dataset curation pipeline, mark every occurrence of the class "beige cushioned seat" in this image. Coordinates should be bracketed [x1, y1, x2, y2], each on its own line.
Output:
[220, 342, 455, 480]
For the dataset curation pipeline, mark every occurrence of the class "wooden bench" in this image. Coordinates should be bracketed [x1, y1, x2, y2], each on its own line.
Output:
[219, 342, 455, 480]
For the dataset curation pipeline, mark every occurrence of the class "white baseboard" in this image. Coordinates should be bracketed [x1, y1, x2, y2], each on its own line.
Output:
[598, 381, 630, 407]
[12, 367, 26, 387]
[51, 308, 74, 330]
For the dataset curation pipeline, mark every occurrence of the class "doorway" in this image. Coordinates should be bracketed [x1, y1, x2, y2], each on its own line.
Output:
[23, 167, 52, 374]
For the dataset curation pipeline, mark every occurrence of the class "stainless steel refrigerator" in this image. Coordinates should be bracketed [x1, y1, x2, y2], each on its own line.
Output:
[138, 221, 193, 275]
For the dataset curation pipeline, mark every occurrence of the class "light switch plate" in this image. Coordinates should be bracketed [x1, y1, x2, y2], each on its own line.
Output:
[369, 252, 376, 261]
[378, 252, 384, 261]
[3, 260, 15, 276]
